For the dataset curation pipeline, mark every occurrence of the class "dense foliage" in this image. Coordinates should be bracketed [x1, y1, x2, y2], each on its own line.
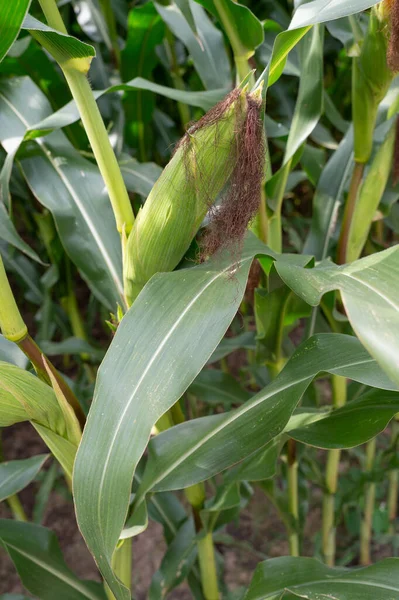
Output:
[1, 0, 399, 598]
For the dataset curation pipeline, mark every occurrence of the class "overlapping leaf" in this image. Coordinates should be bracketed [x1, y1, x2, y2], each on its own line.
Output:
[0, 76, 124, 310]
[73, 236, 275, 599]
[0, 1, 31, 63]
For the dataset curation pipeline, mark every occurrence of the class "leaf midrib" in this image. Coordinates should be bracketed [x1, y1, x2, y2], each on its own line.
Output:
[96, 256, 253, 546]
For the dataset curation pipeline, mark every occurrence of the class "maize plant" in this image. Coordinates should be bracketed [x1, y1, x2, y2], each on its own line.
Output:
[1, 0, 399, 598]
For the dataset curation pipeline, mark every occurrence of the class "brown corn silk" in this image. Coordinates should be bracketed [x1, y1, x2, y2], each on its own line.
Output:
[200, 93, 265, 258]
[387, 0, 399, 71]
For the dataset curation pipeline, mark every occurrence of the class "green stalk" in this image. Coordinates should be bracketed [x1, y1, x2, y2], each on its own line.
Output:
[267, 160, 291, 254]
[105, 540, 132, 600]
[197, 532, 219, 600]
[7, 494, 28, 522]
[287, 438, 299, 556]
[212, 0, 254, 85]
[155, 406, 220, 599]
[165, 30, 191, 128]
[360, 437, 377, 565]
[388, 419, 399, 535]
[0, 255, 85, 426]
[336, 162, 364, 265]
[185, 482, 220, 600]
[322, 375, 347, 566]
[38, 0, 134, 235]
[0, 255, 28, 343]
[388, 468, 399, 535]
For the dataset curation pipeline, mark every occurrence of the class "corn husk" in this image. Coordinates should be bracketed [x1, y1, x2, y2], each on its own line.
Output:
[353, 7, 393, 163]
[123, 89, 249, 304]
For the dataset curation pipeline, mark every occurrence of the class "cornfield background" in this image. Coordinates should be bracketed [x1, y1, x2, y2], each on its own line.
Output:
[1, 0, 399, 599]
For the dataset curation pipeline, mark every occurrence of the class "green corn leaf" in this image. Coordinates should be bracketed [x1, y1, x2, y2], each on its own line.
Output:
[132, 334, 396, 504]
[73, 235, 275, 599]
[289, 0, 381, 30]
[0, 0, 31, 63]
[275, 245, 399, 386]
[0, 454, 48, 501]
[0, 520, 106, 600]
[288, 389, 399, 449]
[0, 76, 124, 311]
[244, 556, 399, 599]
[23, 15, 95, 73]
[25, 83, 228, 139]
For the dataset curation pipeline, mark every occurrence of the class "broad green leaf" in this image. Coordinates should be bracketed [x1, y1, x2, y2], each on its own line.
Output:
[155, 0, 231, 90]
[257, 20, 300, 79]
[288, 389, 399, 448]
[0, 76, 124, 310]
[289, 0, 380, 30]
[73, 235, 275, 599]
[0, 454, 48, 501]
[0, 520, 106, 600]
[245, 556, 399, 599]
[134, 334, 396, 501]
[188, 369, 250, 408]
[255, 27, 310, 91]
[23, 15, 95, 71]
[0, 0, 31, 63]
[275, 245, 399, 386]
[195, 0, 264, 56]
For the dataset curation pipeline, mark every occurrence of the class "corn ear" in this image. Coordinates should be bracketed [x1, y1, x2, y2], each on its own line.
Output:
[124, 89, 248, 304]
[347, 124, 395, 262]
[353, 7, 393, 163]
